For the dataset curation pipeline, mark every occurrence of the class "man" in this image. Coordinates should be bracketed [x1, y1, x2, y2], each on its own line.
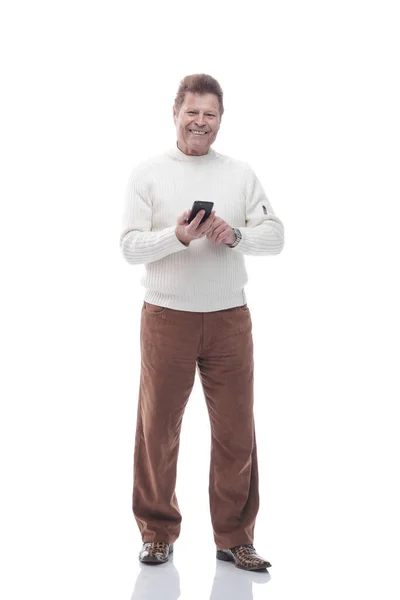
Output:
[120, 74, 284, 571]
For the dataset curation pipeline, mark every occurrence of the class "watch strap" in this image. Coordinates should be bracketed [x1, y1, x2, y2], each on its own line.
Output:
[228, 227, 242, 248]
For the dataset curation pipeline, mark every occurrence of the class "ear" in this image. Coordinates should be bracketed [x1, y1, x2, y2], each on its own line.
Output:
[172, 105, 177, 124]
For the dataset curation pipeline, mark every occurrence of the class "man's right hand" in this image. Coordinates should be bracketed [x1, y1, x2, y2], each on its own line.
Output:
[175, 208, 216, 246]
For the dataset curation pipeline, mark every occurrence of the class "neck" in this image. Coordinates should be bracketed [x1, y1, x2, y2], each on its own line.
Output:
[176, 141, 210, 156]
[166, 143, 217, 162]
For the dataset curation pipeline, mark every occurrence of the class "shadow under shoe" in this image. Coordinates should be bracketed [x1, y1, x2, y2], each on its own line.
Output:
[216, 544, 271, 571]
[139, 541, 174, 565]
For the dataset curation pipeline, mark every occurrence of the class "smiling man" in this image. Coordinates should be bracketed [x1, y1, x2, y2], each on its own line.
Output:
[173, 91, 220, 156]
[120, 74, 284, 571]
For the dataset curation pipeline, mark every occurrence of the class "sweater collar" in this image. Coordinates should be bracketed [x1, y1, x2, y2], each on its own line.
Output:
[166, 141, 217, 162]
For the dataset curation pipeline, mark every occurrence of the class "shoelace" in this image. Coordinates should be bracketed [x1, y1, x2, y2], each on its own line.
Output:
[144, 542, 169, 553]
[232, 543, 255, 552]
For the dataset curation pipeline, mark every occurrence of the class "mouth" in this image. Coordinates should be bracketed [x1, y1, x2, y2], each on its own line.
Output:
[189, 129, 208, 136]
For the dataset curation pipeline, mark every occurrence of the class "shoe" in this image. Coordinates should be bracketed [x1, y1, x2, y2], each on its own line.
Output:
[216, 544, 271, 571]
[139, 541, 173, 564]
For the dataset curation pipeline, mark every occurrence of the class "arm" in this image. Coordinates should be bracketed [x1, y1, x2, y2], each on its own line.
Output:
[120, 168, 188, 265]
[230, 165, 284, 256]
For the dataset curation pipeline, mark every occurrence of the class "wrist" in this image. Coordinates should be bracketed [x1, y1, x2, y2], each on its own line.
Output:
[176, 229, 190, 246]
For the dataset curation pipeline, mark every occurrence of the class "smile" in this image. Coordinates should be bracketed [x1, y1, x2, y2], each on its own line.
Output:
[190, 130, 207, 135]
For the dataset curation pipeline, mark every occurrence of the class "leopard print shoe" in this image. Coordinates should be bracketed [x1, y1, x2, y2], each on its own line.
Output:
[216, 544, 271, 571]
[139, 541, 173, 564]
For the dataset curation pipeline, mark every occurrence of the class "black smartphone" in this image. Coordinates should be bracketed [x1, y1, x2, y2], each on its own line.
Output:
[187, 201, 214, 225]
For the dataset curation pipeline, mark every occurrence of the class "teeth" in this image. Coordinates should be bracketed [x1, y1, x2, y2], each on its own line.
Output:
[191, 130, 206, 135]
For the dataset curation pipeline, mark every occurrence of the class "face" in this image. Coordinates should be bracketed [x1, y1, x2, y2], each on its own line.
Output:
[173, 92, 221, 156]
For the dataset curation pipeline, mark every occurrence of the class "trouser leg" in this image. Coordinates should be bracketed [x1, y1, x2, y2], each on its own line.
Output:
[197, 305, 259, 550]
[132, 303, 200, 543]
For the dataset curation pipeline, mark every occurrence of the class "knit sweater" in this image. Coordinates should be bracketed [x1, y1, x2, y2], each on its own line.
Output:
[120, 144, 284, 312]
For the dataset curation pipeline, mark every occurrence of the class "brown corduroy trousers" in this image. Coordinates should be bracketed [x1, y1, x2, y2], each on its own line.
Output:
[132, 301, 260, 550]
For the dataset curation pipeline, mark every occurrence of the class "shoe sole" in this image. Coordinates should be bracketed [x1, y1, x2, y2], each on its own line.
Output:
[216, 549, 271, 571]
[139, 544, 173, 565]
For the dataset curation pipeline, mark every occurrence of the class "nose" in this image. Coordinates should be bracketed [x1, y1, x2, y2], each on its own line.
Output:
[195, 114, 206, 126]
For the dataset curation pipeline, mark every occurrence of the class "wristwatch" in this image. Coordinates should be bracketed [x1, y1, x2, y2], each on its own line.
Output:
[228, 227, 242, 248]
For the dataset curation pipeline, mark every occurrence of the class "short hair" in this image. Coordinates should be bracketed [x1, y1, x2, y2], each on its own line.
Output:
[174, 74, 224, 118]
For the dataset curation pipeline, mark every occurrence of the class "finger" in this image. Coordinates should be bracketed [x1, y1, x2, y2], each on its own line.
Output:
[217, 230, 231, 243]
[191, 210, 204, 224]
[205, 218, 216, 232]
[212, 227, 227, 242]
[188, 210, 202, 227]
[210, 224, 223, 238]
[202, 223, 214, 237]
[195, 210, 206, 226]
[204, 220, 215, 233]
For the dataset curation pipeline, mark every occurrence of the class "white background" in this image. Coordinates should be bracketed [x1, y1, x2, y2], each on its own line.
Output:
[1, 1, 399, 599]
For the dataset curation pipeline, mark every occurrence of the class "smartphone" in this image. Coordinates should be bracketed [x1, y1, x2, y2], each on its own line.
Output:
[187, 201, 214, 225]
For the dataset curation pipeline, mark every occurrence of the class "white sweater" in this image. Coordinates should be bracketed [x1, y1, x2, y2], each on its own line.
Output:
[120, 144, 284, 312]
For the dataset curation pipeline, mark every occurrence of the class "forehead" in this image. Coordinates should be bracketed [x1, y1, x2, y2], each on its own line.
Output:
[182, 92, 220, 113]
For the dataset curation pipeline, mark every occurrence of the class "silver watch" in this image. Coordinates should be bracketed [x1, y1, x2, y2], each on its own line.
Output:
[228, 227, 242, 248]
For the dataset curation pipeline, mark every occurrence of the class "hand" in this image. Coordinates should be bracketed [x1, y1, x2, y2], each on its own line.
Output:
[175, 209, 216, 246]
[205, 215, 236, 245]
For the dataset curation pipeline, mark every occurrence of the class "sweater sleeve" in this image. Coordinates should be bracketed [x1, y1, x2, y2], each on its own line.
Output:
[119, 166, 189, 265]
[230, 165, 284, 256]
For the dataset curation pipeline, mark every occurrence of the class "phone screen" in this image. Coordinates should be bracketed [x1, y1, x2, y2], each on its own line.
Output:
[188, 201, 214, 224]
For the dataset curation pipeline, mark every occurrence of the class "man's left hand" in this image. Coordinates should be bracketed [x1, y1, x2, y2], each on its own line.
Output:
[205, 216, 236, 245]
